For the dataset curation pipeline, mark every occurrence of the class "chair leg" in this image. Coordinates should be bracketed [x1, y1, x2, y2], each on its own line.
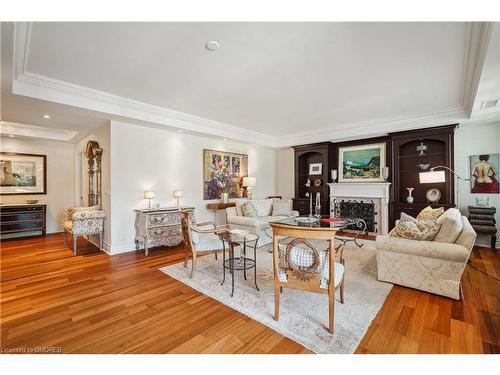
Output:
[328, 286, 335, 334]
[183, 249, 189, 268]
[459, 282, 464, 300]
[190, 252, 197, 278]
[100, 232, 104, 251]
[215, 252, 218, 260]
[73, 236, 77, 256]
[340, 275, 345, 304]
[274, 283, 281, 321]
[64, 231, 68, 246]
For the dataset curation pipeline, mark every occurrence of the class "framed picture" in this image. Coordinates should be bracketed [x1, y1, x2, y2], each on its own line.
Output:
[470, 153, 499, 194]
[309, 163, 323, 175]
[338, 143, 386, 183]
[203, 149, 248, 200]
[0, 152, 47, 195]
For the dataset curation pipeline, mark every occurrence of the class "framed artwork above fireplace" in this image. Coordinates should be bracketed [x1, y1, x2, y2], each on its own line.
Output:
[338, 142, 386, 183]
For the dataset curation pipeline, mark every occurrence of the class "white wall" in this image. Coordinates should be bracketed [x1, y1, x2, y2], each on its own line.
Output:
[454, 121, 500, 247]
[108, 121, 276, 254]
[276, 147, 294, 199]
[0, 136, 75, 235]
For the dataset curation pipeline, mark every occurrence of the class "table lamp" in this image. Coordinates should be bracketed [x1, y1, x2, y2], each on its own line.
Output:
[144, 191, 155, 209]
[242, 177, 256, 200]
[173, 190, 183, 207]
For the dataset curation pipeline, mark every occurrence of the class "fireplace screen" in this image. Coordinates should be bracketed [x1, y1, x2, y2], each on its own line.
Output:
[332, 199, 376, 233]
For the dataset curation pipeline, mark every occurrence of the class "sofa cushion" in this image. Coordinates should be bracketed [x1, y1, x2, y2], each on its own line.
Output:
[272, 199, 292, 216]
[434, 208, 463, 244]
[392, 212, 440, 241]
[416, 206, 444, 221]
[376, 235, 471, 262]
[234, 199, 247, 216]
[227, 215, 258, 227]
[251, 199, 273, 216]
[242, 202, 258, 217]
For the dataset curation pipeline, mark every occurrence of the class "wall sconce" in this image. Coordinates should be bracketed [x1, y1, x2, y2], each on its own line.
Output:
[144, 191, 155, 209]
[173, 190, 183, 207]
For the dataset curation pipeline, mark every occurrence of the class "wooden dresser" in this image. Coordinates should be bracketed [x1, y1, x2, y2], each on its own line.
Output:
[0, 203, 47, 239]
[134, 206, 195, 255]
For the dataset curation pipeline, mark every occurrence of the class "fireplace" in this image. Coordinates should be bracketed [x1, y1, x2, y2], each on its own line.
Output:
[332, 199, 376, 233]
[327, 182, 391, 234]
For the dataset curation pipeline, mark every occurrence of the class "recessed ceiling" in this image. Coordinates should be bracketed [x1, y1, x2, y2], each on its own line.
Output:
[2, 22, 499, 146]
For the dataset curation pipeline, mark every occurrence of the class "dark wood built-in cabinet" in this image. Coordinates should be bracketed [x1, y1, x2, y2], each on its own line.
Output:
[0, 204, 47, 239]
[292, 142, 335, 216]
[291, 125, 458, 230]
[389, 124, 457, 228]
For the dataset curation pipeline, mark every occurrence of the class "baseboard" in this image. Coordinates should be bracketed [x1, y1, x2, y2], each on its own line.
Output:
[46, 225, 63, 234]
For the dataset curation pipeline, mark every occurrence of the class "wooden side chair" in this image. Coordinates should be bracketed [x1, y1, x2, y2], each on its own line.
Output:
[270, 223, 345, 334]
[180, 211, 231, 278]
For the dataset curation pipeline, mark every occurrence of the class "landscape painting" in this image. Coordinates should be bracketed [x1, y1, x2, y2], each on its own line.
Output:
[338, 143, 385, 182]
[203, 149, 248, 199]
[470, 153, 499, 194]
[0, 152, 47, 195]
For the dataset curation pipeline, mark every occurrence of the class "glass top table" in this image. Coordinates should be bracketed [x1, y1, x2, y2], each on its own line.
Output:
[219, 232, 259, 243]
[271, 216, 368, 247]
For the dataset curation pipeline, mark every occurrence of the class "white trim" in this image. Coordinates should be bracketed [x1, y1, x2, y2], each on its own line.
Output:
[46, 224, 63, 234]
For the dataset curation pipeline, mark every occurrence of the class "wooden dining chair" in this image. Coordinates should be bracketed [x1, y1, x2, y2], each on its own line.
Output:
[180, 211, 231, 278]
[270, 223, 345, 334]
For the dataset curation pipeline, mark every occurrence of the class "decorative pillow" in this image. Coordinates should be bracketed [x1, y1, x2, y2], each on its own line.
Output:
[234, 199, 247, 216]
[416, 206, 444, 221]
[393, 212, 441, 241]
[272, 199, 292, 216]
[250, 199, 273, 216]
[242, 202, 258, 217]
[434, 208, 463, 243]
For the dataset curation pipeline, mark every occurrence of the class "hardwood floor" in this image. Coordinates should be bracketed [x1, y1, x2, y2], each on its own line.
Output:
[1, 233, 499, 354]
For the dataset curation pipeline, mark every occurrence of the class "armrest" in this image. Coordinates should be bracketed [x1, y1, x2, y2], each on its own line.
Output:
[376, 235, 470, 262]
[72, 210, 106, 221]
[290, 210, 299, 217]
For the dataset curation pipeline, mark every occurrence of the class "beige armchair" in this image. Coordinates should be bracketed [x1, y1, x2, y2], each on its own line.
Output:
[64, 205, 106, 255]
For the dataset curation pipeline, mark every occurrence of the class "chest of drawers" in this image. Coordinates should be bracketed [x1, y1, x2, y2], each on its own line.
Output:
[0, 204, 47, 239]
[134, 207, 194, 255]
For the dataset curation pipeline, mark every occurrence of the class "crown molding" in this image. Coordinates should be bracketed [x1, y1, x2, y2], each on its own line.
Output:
[460, 22, 495, 117]
[275, 107, 468, 148]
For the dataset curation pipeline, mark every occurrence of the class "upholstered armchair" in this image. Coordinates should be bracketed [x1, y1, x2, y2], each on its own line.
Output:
[64, 205, 106, 255]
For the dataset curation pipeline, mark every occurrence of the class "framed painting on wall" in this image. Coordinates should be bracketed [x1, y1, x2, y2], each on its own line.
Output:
[0, 152, 47, 195]
[203, 149, 248, 200]
[338, 143, 386, 183]
[470, 153, 499, 194]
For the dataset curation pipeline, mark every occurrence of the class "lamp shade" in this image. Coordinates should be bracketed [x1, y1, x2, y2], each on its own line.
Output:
[419, 171, 445, 184]
[242, 177, 256, 187]
[173, 190, 183, 198]
[144, 191, 155, 199]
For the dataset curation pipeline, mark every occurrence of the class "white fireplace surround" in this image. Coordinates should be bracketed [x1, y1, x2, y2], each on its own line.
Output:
[327, 182, 391, 234]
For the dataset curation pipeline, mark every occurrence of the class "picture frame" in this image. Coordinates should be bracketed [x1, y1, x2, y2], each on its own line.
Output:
[0, 152, 47, 195]
[338, 142, 386, 183]
[309, 163, 323, 175]
[469, 153, 499, 194]
[203, 149, 248, 200]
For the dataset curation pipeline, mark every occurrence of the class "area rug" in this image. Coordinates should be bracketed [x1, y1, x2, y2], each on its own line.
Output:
[159, 238, 392, 354]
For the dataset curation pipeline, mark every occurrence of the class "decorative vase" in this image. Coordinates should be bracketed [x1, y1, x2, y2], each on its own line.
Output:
[221, 192, 229, 203]
[406, 187, 414, 203]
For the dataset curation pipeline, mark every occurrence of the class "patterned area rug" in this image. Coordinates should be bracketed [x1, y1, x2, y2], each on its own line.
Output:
[159, 238, 392, 353]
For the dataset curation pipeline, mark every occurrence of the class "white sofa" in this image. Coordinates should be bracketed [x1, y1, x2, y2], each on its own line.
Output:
[226, 198, 299, 247]
[376, 215, 476, 300]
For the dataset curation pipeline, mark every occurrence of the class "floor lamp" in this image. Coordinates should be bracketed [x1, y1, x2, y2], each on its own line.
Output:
[419, 166, 470, 210]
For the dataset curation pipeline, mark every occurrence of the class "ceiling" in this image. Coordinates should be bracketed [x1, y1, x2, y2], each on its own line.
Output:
[1, 22, 499, 146]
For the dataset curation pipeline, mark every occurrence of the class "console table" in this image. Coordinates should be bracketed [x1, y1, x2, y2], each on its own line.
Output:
[134, 206, 195, 255]
[0, 203, 47, 239]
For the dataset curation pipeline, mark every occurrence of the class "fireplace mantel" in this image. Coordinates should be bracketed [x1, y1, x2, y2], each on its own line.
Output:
[327, 182, 391, 234]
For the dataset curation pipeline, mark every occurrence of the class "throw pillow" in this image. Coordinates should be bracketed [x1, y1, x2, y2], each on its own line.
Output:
[434, 208, 463, 243]
[393, 212, 441, 241]
[272, 199, 292, 216]
[416, 206, 444, 221]
[242, 202, 258, 217]
[251, 199, 273, 216]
